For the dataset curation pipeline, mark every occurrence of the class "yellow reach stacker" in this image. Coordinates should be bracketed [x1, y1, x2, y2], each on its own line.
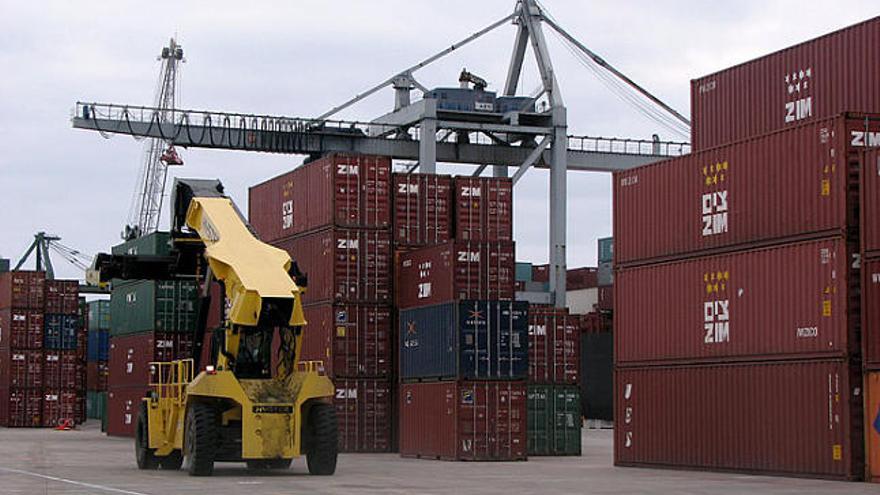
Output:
[90, 179, 337, 476]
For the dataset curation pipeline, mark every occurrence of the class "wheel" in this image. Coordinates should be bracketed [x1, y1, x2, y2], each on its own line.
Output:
[184, 402, 218, 476]
[159, 450, 184, 470]
[305, 403, 338, 475]
[246, 458, 292, 470]
[135, 402, 159, 470]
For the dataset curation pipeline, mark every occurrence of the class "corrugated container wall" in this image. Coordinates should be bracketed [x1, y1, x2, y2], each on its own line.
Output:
[396, 241, 515, 309]
[333, 378, 392, 452]
[106, 387, 144, 437]
[249, 154, 391, 242]
[108, 332, 194, 389]
[110, 280, 198, 335]
[598, 237, 614, 264]
[864, 148, 880, 257]
[528, 306, 579, 384]
[616, 237, 858, 365]
[399, 300, 528, 381]
[111, 231, 171, 256]
[0, 271, 45, 310]
[690, 17, 880, 150]
[867, 372, 880, 481]
[453, 176, 513, 242]
[614, 115, 877, 266]
[275, 228, 392, 305]
[864, 257, 880, 369]
[87, 300, 111, 331]
[392, 173, 452, 246]
[615, 360, 864, 479]
[399, 381, 527, 461]
[527, 384, 581, 456]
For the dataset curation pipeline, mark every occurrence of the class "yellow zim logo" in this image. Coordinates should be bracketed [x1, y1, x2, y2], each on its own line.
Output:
[702, 161, 729, 187]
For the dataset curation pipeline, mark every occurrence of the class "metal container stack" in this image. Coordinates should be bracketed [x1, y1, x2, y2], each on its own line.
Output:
[0, 271, 86, 427]
[85, 300, 110, 425]
[107, 232, 198, 437]
[249, 153, 394, 453]
[613, 18, 880, 479]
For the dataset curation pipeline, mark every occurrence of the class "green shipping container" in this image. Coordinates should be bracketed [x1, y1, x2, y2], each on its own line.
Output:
[527, 384, 582, 456]
[515, 262, 533, 282]
[88, 299, 112, 331]
[87, 391, 107, 420]
[111, 231, 172, 257]
[598, 237, 613, 264]
[110, 279, 198, 335]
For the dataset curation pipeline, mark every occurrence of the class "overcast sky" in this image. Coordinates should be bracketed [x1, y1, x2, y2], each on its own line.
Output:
[1, 1, 877, 280]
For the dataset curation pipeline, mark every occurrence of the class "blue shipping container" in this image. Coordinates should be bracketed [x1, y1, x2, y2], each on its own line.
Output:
[399, 300, 528, 381]
[87, 329, 109, 362]
[515, 262, 533, 282]
[45, 314, 78, 350]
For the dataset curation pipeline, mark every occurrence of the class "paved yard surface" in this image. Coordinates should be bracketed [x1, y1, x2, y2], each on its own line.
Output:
[0, 423, 875, 494]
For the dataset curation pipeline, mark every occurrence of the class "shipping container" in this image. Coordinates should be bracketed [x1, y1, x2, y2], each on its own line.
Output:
[0, 388, 42, 427]
[392, 173, 452, 246]
[110, 280, 198, 335]
[86, 361, 109, 391]
[108, 332, 194, 389]
[44, 314, 78, 350]
[86, 390, 107, 420]
[453, 176, 513, 242]
[0, 349, 43, 388]
[864, 148, 880, 257]
[399, 381, 527, 461]
[275, 228, 392, 305]
[532, 264, 549, 283]
[691, 17, 880, 150]
[616, 238, 857, 366]
[44, 350, 84, 390]
[581, 332, 613, 420]
[249, 154, 391, 242]
[598, 237, 614, 264]
[598, 261, 613, 287]
[867, 372, 880, 482]
[334, 378, 392, 453]
[527, 384, 581, 456]
[44, 280, 79, 315]
[42, 390, 82, 426]
[0, 309, 43, 349]
[396, 241, 515, 309]
[528, 306, 579, 384]
[106, 386, 146, 437]
[515, 262, 533, 282]
[399, 300, 528, 381]
[566, 267, 597, 290]
[615, 114, 878, 266]
[0, 271, 45, 310]
[87, 329, 109, 362]
[615, 360, 863, 479]
[284, 303, 391, 378]
[597, 286, 613, 312]
[111, 231, 171, 257]
[865, 257, 880, 369]
[87, 300, 111, 331]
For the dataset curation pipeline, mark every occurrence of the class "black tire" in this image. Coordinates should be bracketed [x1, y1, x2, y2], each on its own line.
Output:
[135, 401, 159, 470]
[159, 450, 184, 470]
[246, 458, 292, 470]
[305, 403, 338, 475]
[184, 402, 218, 476]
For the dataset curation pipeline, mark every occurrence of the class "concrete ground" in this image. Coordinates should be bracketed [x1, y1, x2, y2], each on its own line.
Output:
[0, 423, 875, 495]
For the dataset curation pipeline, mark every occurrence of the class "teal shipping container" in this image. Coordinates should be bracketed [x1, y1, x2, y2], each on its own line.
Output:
[527, 384, 581, 456]
[110, 280, 198, 335]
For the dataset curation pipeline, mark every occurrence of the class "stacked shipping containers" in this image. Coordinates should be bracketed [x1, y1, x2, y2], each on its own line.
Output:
[107, 232, 199, 437]
[613, 107, 880, 475]
[0, 271, 85, 427]
[86, 300, 110, 422]
[864, 148, 880, 480]
[249, 153, 394, 453]
[397, 176, 529, 461]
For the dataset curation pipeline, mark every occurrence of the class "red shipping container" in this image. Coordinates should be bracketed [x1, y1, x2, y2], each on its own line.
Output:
[691, 17, 880, 150]
[567, 267, 598, 290]
[108, 332, 194, 389]
[615, 360, 863, 479]
[249, 153, 391, 242]
[453, 176, 513, 242]
[864, 257, 880, 370]
[44, 350, 83, 390]
[107, 386, 146, 437]
[275, 228, 392, 305]
[0, 388, 42, 427]
[614, 115, 878, 266]
[45, 280, 80, 314]
[532, 264, 549, 283]
[399, 381, 527, 461]
[864, 148, 880, 257]
[333, 378, 392, 453]
[597, 286, 613, 312]
[528, 306, 579, 384]
[87, 361, 109, 391]
[0, 271, 45, 310]
[616, 238, 857, 366]
[0, 349, 43, 388]
[392, 173, 453, 246]
[0, 310, 43, 349]
[42, 390, 80, 427]
[284, 303, 392, 378]
[867, 372, 880, 481]
[396, 241, 515, 309]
